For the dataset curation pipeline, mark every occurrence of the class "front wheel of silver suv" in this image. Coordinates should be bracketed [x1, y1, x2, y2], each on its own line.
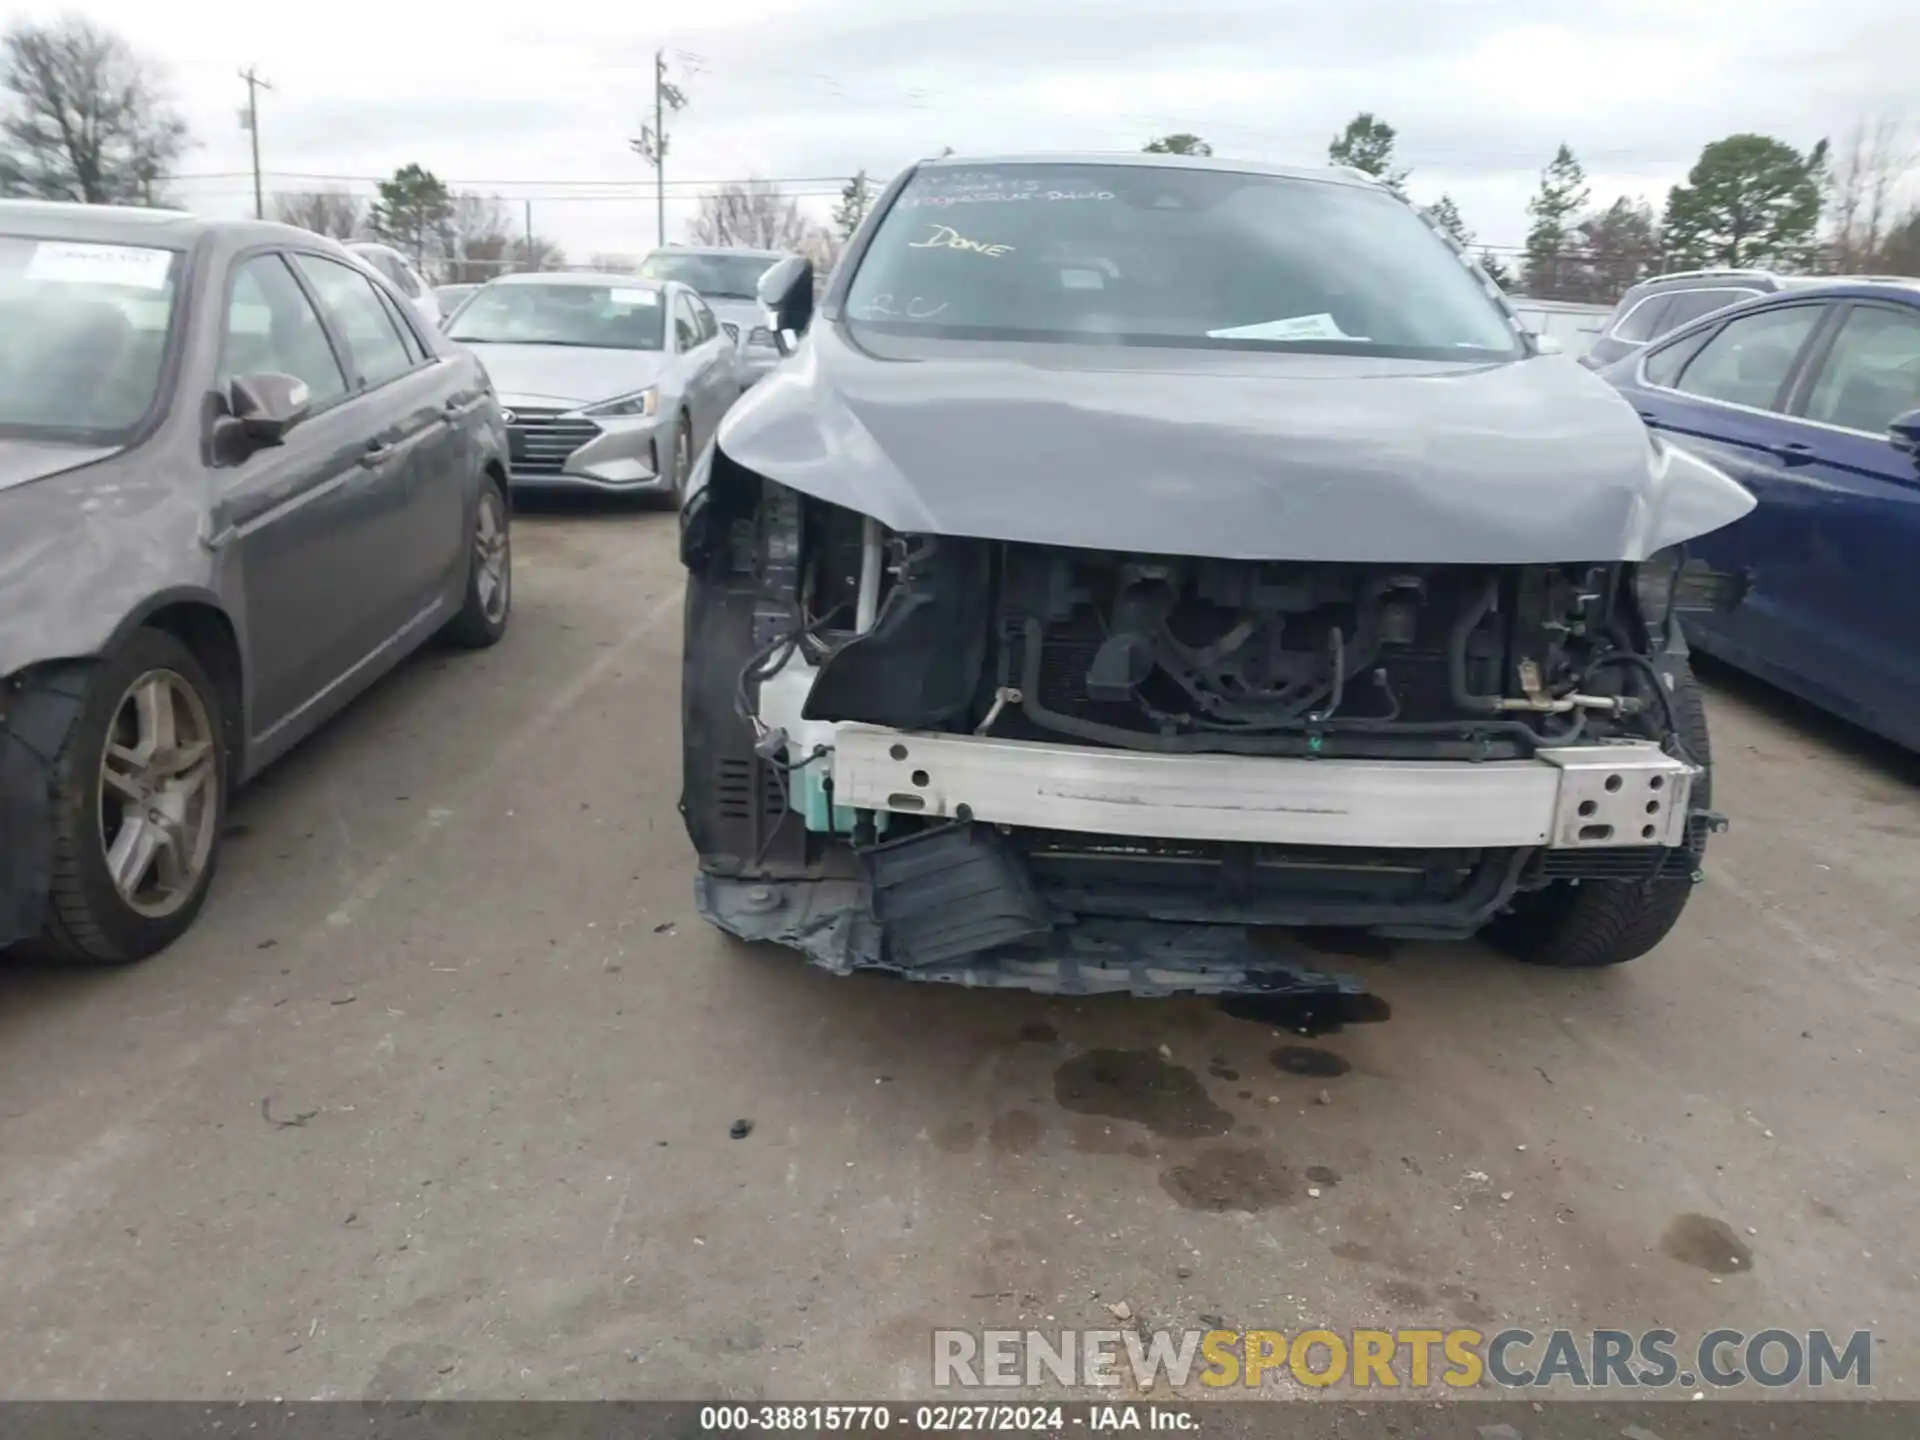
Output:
[1486, 666, 1712, 968]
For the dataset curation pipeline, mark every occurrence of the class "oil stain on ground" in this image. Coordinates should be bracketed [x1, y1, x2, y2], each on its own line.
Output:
[1273, 1046, 1352, 1078]
[930, 1119, 979, 1154]
[1661, 1213, 1754, 1274]
[1435, 1283, 1496, 1325]
[988, 1110, 1042, 1154]
[1159, 1147, 1293, 1212]
[1067, 1118, 1134, 1155]
[1054, 1049, 1233, 1139]
[1017, 1021, 1059, 1044]
[1374, 1279, 1429, 1308]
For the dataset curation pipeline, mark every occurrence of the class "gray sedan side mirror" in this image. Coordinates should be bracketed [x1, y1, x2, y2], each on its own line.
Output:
[228, 372, 312, 443]
[756, 257, 816, 354]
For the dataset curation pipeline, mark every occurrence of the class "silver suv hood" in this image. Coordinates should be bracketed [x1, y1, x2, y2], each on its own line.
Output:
[713, 323, 1755, 564]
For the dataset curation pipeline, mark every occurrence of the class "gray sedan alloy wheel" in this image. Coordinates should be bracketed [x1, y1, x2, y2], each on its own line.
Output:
[441, 480, 512, 649]
[98, 668, 221, 919]
[475, 486, 510, 624]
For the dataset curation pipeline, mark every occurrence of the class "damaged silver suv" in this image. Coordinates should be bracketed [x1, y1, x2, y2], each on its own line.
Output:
[676, 153, 1754, 996]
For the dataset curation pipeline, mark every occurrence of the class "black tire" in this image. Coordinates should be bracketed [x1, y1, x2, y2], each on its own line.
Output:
[1487, 665, 1712, 968]
[665, 414, 693, 507]
[440, 477, 511, 649]
[25, 629, 229, 965]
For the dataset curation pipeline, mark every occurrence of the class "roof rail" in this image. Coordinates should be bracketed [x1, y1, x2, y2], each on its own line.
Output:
[1648, 267, 1777, 282]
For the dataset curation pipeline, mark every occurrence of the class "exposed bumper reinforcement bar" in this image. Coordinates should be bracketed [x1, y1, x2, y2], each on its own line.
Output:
[829, 727, 1697, 851]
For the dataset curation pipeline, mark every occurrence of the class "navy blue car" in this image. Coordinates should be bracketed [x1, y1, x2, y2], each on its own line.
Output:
[1600, 280, 1920, 750]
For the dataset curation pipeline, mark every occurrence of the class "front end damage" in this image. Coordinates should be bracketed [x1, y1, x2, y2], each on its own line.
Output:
[679, 455, 1729, 997]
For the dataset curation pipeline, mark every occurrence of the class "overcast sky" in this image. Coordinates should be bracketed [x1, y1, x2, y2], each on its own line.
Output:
[8, 0, 1913, 261]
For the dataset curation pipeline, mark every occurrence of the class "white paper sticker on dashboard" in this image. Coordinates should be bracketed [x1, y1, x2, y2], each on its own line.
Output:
[610, 288, 659, 305]
[1207, 312, 1366, 342]
[24, 241, 175, 290]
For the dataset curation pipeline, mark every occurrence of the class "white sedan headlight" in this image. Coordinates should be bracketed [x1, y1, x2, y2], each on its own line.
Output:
[580, 387, 658, 418]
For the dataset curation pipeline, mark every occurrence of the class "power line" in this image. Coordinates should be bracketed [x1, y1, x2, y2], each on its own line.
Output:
[183, 191, 850, 206]
[178, 170, 856, 189]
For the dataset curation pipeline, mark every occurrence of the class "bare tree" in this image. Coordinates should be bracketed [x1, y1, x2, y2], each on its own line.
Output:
[1881, 205, 1920, 275]
[271, 188, 365, 240]
[439, 192, 513, 282]
[1, 15, 189, 204]
[798, 226, 840, 279]
[507, 234, 565, 273]
[1823, 118, 1915, 272]
[688, 179, 816, 251]
[1564, 197, 1663, 302]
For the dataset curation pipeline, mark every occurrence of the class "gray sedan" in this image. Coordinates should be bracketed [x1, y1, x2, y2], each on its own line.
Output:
[1, 201, 512, 964]
[444, 272, 741, 497]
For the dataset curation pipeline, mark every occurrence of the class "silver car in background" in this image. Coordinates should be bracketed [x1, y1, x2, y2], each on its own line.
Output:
[637, 246, 792, 386]
[345, 241, 442, 330]
[445, 272, 740, 498]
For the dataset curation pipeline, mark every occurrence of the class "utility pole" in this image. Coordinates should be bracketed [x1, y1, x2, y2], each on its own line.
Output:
[238, 67, 272, 219]
[653, 51, 665, 248]
[630, 49, 687, 249]
[523, 200, 534, 273]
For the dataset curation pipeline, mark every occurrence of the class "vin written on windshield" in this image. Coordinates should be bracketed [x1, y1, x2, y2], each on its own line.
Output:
[843, 163, 1522, 361]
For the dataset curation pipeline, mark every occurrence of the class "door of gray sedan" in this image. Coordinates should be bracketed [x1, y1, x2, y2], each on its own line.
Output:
[208, 252, 421, 740]
[291, 253, 468, 613]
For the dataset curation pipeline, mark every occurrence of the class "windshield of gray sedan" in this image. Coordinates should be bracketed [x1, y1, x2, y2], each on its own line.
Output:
[446, 283, 666, 350]
[844, 164, 1521, 359]
[636, 252, 777, 299]
[0, 235, 180, 440]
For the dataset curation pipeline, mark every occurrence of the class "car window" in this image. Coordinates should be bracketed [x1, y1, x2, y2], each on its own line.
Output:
[1642, 327, 1711, 388]
[446, 282, 665, 350]
[1801, 305, 1920, 435]
[387, 256, 424, 299]
[0, 233, 181, 440]
[373, 285, 428, 364]
[673, 293, 700, 351]
[221, 254, 348, 407]
[845, 162, 1521, 359]
[1672, 304, 1824, 411]
[1656, 287, 1762, 334]
[692, 295, 719, 343]
[635, 251, 777, 299]
[1609, 292, 1671, 344]
[293, 254, 418, 388]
